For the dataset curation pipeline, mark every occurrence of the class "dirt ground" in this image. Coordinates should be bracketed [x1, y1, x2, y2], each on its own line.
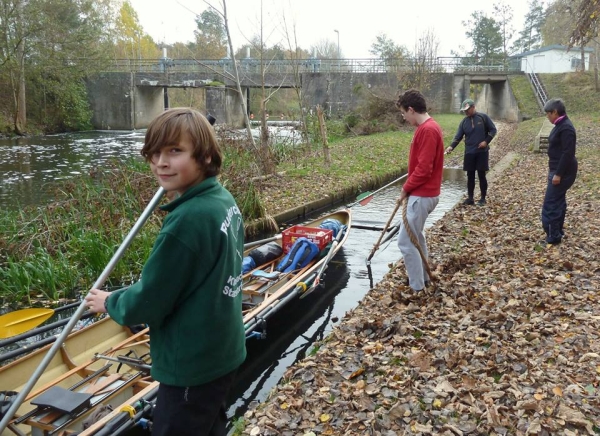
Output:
[241, 121, 600, 436]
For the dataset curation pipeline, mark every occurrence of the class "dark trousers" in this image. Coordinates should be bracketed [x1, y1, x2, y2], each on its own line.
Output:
[464, 151, 489, 200]
[466, 170, 488, 200]
[152, 369, 237, 436]
[541, 169, 577, 243]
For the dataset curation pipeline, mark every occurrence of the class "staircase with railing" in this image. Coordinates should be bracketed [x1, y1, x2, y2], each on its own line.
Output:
[528, 72, 548, 109]
[527, 69, 553, 152]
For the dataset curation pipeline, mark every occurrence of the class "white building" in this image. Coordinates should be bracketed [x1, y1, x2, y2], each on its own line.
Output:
[513, 45, 594, 73]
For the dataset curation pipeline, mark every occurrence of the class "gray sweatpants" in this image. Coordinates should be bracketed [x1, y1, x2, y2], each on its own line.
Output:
[397, 195, 439, 291]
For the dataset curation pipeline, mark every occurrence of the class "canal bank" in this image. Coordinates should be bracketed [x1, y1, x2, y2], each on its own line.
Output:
[229, 168, 468, 426]
[238, 123, 600, 435]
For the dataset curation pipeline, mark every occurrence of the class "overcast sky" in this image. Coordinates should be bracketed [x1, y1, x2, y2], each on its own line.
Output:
[128, 0, 538, 58]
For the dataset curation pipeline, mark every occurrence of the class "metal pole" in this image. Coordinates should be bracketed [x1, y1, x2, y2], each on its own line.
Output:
[0, 187, 166, 433]
[334, 29, 340, 60]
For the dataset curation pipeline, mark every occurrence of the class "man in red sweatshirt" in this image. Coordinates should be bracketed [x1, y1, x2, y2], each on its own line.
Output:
[396, 89, 444, 292]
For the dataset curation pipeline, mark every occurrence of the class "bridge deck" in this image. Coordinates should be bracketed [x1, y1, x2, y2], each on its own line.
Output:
[106, 57, 521, 76]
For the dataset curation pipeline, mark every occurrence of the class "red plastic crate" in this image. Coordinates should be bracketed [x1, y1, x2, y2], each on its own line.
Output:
[281, 225, 333, 253]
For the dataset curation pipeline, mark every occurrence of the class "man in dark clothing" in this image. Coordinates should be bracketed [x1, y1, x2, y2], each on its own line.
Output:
[541, 98, 577, 245]
[445, 99, 497, 206]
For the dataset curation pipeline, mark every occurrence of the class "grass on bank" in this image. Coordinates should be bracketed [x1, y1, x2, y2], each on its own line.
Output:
[507, 75, 541, 120]
[281, 114, 462, 181]
[540, 72, 600, 113]
[0, 161, 163, 305]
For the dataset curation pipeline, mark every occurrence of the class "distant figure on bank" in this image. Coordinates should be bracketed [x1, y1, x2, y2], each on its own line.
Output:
[445, 99, 497, 206]
[396, 89, 444, 292]
[541, 98, 578, 245]
[250, 112, 254, 120]
[85, 108, 246, 436]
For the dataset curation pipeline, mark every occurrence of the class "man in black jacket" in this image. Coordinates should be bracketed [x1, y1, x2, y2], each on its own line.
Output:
[445, 99, 497, 206]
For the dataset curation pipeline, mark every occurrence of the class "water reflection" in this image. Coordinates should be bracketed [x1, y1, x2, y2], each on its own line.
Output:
[0, 127, 304, 210]
[0, 131, 145, 209]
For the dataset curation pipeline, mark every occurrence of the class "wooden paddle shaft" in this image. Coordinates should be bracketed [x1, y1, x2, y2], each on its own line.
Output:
[347, 173, 408, 208]
[0, 187, 166, 433]
[367, 198, 402, 263]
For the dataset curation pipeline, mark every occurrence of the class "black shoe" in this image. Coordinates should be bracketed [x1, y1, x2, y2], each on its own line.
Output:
[537, 239, 561, 247]
[477, 198, 486, 206]
[463, 198, 474, 206]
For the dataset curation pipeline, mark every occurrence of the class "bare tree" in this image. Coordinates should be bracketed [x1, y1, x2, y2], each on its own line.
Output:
[570, 0, 599, 89]
[280, 8, 311, 148]
[493, 1, 515, 61]
[202, 0, 256, 148]
[542, 0, 590, 71]
[205, 0, 295, 174]
[410, 28, 440, 90]
[310, 39, 339, 59]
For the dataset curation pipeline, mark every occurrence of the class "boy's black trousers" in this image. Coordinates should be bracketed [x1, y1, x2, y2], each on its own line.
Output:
[152, 369, 237, 436]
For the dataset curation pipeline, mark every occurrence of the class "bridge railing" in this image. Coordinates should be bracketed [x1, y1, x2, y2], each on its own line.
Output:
[105, 57, 522, 75]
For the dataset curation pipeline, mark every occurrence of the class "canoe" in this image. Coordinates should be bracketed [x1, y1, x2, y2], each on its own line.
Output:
[0, 209, 351, 435]
[0, 317, 155, 436]
[242, 209, 351, 339]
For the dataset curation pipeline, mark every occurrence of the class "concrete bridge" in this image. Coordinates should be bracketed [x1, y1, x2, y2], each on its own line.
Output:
[85, 58, 523, 130]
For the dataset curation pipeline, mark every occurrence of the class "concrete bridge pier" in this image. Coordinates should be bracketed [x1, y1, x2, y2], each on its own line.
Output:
[477, 81, 520, 122]
[451, 73, 520, 122]
[205, 86, 246, 127]
[452, 75, 471, 113]
[87, 73, 164, 130]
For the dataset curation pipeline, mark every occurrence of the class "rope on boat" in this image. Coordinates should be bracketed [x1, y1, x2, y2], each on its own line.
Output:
[367, 197, 435, 283]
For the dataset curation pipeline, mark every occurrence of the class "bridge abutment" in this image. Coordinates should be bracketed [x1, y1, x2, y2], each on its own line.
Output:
[205, 86, 246, 127]
[86, 73, 163, 130]
[476, 81, 519, 122]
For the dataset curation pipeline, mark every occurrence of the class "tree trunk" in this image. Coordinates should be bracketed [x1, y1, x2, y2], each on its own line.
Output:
[594, 55, 600, 92]
[580, 46, 586, 72]
[14, 64, 26, 135]
[13, 0, 26, 135]
[316, 105, 331, 166]
[219, 0, 255, 148]
[593, 46, 599, 92]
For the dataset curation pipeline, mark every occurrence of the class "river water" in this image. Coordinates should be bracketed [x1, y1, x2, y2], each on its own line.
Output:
[0, 126, 304, 210]
[0, 131, 466, 433]
[0, 131, 145, 210]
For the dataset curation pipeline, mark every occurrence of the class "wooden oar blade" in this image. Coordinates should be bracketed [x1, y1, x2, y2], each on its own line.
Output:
[0, 308, 55, 339]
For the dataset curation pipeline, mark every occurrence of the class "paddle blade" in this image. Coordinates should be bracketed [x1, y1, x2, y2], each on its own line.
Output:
[0, 308, 55, 339]
[357, 192, 373, 206]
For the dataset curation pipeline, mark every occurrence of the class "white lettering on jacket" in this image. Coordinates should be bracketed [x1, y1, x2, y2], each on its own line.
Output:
[222, 274, 242, 298]
[220, 205, 242, 235]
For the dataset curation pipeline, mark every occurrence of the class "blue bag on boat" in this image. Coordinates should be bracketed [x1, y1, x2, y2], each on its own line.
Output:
[242, 256, 256, 274]
[319, 219, 342, 237]
[276, 237, 319, 273]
